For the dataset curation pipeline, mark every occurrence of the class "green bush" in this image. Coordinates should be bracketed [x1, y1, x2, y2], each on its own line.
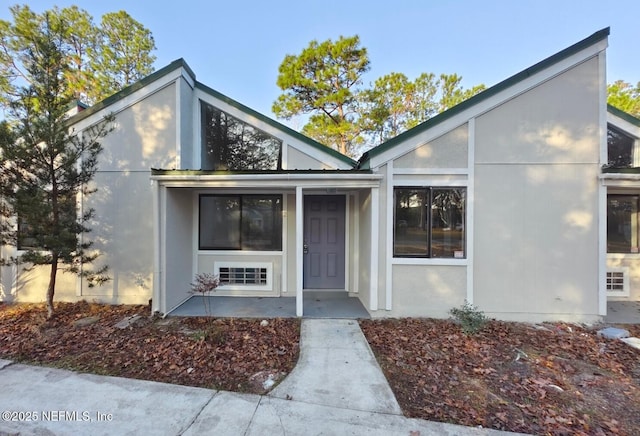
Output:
[449, 301, 488, 334]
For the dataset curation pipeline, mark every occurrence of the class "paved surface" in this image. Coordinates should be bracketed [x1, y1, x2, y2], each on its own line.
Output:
[605, 301, 640, 324]
[170, 291, 370, 318]
[0, 319, 526, 436]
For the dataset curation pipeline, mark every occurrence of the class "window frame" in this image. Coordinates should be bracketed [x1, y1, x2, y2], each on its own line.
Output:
[200, 100, 283, 171]
[607, 193, 640, 254]
[198, 194, 283, 251]
[607, 123, 639, 168]
[393, 186, 466, 259]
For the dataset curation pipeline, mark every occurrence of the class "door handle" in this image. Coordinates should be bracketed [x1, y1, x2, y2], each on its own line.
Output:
[303, 243, 309, 254]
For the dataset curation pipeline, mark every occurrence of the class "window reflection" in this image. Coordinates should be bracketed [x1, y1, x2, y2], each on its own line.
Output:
[394, 187, 465, 258]
[607, 195, 638, 253]
[199, 195, 282, 251]
[201, 101, 282, 170]
[608, 125, 636, 168]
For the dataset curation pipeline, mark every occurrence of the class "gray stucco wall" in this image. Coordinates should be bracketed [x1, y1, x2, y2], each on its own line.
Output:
[473, 58, 601, 321]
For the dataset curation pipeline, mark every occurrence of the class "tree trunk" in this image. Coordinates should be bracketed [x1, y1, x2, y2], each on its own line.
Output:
[46, 253, 59, 319]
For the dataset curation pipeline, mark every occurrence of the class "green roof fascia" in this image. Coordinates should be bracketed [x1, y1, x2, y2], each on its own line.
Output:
[151, 168, 370, 176]
[607, 104, 640, 127]
[602, 166, 640, 174]
[358, 27, 611, 168]
[194, 81, 357, 168]
[68, 58, 196, 125]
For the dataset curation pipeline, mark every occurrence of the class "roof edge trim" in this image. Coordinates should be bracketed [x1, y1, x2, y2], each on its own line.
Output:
[68, 58, 196, 124]
[194, 82, 357, 167]
[359, 27, 610, 166]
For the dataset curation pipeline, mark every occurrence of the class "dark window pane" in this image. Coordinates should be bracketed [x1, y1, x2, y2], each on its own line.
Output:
[607, 125, 636, 168]
[607, 195, 638, 253]
[201, 101, 282, 170]
[199, 194, 282, 251]
[241, 196, 282, 250]
[199, 196, 240, 249]
[394, 189, 428, 256]
[431, 188, 465, 258]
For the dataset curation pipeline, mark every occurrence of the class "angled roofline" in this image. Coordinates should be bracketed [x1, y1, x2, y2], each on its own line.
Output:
[358, 27, 610, 168]
[68, 58, 195, 124]
[65, 56, 357, 168]
[194, 82, 357, 167]
[608, 104, 640, 127]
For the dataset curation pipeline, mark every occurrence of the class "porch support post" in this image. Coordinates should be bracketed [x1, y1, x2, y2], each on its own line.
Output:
[295, 186, 304, 317]
[369, 187, 379, 311]
[151, 180, 162, 315]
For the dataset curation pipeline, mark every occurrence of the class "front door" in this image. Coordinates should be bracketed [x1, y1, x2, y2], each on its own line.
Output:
[303, 195, 346, 289]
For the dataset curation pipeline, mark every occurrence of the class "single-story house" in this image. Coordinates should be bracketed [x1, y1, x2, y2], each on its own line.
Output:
[1, 27, 637, 322]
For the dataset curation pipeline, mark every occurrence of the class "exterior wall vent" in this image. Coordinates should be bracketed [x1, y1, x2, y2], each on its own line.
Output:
[214, 262, 272, 291]
[606, 268, 630, 297]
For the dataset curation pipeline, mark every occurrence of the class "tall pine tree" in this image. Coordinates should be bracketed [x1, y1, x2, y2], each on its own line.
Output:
[0, 14, 112, 318]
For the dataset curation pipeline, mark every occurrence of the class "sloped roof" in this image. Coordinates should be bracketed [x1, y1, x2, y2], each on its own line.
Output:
[195, 81, 356, 167]
[608, 104, 640, 127]
[68, 58, 357, 168]
[358, 27, 610, 168]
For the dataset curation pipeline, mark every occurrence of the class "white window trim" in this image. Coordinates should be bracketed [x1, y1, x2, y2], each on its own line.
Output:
[606, 267, 630, 297]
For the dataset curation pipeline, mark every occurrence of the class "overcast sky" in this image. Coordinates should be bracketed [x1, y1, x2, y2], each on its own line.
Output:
[3, 1, 639, 123]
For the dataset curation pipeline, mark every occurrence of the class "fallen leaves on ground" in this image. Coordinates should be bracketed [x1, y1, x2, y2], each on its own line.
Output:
[0, 302, 300, 394]
[360, 318, 640, 436]
[3, 302, 640, 435]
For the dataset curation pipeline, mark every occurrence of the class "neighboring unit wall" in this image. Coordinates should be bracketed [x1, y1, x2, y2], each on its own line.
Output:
[473, 58, 601, 321]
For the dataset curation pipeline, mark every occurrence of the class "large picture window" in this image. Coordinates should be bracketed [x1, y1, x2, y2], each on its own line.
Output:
[201, 101, 282, 171]
[394, 187, 466, 258]
[608, 194, 639, 253]
[199, 194, 282, 250]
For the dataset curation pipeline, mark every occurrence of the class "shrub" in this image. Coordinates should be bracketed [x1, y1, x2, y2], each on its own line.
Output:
[449, 300, 488, 335]
[189, 273, 221, 316]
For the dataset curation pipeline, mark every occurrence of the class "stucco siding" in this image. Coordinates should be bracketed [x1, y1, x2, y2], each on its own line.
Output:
[394, 124, 468, 168]
[390, 264, 466, 317]
[82, 171, 154, 304]
[163, 189, 193, 312]
[475, 58, 600, 165]
[474, 164, 600, 319]
[78, 84, 178, 304]
[607, 256, 640, 300]
[7, 265, 77, 303]
[286, 146, 334, 170]
[179, 77, 194, 169]
[98, 83, 177, 172]
[471, 56, 601, 322]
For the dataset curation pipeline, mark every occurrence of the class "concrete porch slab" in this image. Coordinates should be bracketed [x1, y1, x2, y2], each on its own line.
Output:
[168, 291, 370, 319]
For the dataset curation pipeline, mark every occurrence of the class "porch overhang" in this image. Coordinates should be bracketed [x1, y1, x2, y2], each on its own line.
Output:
[151, 168, 383, 318]
[600, 171, 640, 187]
[150, 169, 383, 188]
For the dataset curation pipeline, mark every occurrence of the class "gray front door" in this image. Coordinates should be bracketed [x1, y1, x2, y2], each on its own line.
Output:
[303, 195, 346, 289]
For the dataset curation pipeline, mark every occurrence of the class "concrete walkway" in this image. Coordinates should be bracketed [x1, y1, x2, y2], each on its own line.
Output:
[0, 319, 525, 436]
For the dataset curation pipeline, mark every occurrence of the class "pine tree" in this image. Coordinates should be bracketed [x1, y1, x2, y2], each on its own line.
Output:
[0, 14, 112, 318]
